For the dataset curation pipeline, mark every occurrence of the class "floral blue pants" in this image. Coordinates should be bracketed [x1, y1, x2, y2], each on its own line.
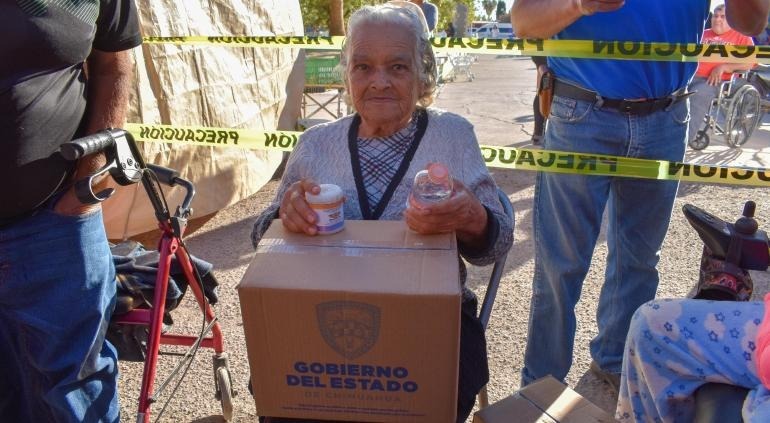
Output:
[617, 298, 770, 422]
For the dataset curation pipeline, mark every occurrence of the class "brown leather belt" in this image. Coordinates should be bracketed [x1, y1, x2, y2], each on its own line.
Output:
[553, 79, 691, 115]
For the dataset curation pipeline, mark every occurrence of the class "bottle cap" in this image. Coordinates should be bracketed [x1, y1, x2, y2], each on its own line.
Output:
[427, 163, 449, 183]
[305, 184, 343, 204]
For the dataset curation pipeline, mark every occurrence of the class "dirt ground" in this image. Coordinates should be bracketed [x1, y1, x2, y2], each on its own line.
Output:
[116, 55, 770, 422]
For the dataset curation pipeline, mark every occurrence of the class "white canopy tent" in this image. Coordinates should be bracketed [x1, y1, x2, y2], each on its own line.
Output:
[103, 0, 305, 239]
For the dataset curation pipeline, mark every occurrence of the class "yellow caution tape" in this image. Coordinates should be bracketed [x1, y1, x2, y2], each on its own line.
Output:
[142, 35, 344, 51]
[126, 123, 299, 152]
[142, 36, 770, 64]
[479, 146, 770, 186]
[432, 38, 769, 64]
[126, 123, 770, 187]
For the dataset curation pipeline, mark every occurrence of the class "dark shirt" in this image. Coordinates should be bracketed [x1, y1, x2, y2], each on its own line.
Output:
[421, 1, 438, 32]
[0, 0, 142, 224]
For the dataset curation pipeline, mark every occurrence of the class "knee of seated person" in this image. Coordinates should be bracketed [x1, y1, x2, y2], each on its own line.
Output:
[629, 300, 677, 334]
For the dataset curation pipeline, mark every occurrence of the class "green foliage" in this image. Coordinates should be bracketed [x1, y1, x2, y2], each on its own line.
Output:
[435, 1, 475, 33]
[300, 0, 373, 31]
[495, 0, 506, 20]
[299, 0, 476, 34]
[481, 0, 496, 21]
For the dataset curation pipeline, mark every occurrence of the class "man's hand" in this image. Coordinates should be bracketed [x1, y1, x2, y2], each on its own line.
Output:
[574, 0, 625, 16]
[53, 153, 109, 216]
[279, 179, 321, 235]
[708, 64, 729, 86]
[725, 0, 770, 36]
[56, 48, 132, 216]
[53, 186, 102, 216]
[512, 0, 624, 39]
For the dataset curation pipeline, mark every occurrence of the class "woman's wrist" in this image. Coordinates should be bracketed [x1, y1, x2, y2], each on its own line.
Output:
[456, 200, 489, 247]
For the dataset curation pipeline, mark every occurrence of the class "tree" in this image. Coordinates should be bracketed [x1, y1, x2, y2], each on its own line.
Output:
[495, 1, 506, 20]
[453, 1, 470, 37]
[330, 0, 345, 35]
[299, 0, 370, 34]
[299, 0, 476, 36]
[432, 0, 474, 34]
[481, 0, 496, 21]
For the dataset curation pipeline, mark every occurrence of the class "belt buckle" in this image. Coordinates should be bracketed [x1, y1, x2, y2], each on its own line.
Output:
[619, 99, 647, 114]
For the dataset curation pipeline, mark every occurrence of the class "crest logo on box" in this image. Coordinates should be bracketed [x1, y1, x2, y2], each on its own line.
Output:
[316, 301, 380, 359]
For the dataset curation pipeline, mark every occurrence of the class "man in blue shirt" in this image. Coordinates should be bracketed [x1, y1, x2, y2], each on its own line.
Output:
[511, 0, 770, 391]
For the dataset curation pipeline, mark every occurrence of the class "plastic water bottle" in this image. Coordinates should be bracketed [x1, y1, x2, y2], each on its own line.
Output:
[410, 163, 453, 208]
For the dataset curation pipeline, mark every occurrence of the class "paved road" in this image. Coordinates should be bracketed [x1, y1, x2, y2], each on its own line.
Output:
[116, 54, 770, 422]
[440, 55, 770, 166]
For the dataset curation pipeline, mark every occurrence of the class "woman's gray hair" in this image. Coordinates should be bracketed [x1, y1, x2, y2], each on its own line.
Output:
[339, 2, 438, 107]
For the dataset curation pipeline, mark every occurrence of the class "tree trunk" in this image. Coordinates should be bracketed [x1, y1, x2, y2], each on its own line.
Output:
[330, 0, 345, 36]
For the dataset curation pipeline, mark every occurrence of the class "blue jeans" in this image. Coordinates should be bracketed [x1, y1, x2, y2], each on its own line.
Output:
[521, 95, 689, 385]
[0, 204, 119, 422]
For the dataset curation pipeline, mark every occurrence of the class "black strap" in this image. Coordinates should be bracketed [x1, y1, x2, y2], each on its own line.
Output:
[348, 109, 429, 220]
[553, 79, 688, 115]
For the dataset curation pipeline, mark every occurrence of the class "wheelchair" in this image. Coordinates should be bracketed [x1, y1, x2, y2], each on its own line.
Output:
[688, 69, 768, 150]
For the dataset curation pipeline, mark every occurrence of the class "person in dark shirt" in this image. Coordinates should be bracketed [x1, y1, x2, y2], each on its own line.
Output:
[409, 0, 439, 31]
[0, 1, 142, 421]
[446, 21, 456, 37]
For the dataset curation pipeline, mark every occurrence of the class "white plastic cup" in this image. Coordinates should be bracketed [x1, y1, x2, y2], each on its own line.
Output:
[305, 184, 345, 235]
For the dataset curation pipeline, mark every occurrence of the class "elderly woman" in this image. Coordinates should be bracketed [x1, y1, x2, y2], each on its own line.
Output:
[250, 3, 513, 422]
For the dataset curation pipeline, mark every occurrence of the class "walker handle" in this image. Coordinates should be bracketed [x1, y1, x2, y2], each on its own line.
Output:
[60, 129, 124, 160]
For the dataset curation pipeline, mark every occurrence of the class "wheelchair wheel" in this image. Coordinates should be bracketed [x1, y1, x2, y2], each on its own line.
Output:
[688, 130, 710, 150]
[725, 84, 761, 148]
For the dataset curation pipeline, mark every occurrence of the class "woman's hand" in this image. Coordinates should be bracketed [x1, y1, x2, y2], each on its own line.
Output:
[279, 179, 321, 235]
[404, 179, 489, 248]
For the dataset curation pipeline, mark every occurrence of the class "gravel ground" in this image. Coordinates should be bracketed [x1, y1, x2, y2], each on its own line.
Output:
[117, 55, 770, 422]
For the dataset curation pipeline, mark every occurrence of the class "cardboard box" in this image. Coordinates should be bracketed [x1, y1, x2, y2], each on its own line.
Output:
[239, 220, 461, 422]
[472, 376, 615, 423]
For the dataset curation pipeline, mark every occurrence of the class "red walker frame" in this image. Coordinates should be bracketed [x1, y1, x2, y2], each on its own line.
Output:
[61, 129, 234, 423]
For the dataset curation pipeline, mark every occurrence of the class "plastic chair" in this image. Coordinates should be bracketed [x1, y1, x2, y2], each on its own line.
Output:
[477, 188, 514, 409]
[302, 53, 350, 120]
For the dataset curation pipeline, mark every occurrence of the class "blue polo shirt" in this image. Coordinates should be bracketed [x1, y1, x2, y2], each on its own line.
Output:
[548, 0, 710, 99]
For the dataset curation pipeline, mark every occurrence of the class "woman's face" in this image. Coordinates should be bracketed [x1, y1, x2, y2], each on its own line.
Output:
[347, 21, 421, 133]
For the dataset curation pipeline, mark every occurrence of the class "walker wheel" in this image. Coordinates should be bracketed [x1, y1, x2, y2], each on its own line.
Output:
[689, 130, 710, 150]
[216, 366, 234, 421]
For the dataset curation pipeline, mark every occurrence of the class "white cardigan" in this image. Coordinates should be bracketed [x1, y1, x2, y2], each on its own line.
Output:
[251, 107, 513, 270]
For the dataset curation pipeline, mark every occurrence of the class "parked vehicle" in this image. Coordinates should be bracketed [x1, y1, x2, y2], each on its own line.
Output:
[474, 22, 514, 39]
[465, 21, 493, 37]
